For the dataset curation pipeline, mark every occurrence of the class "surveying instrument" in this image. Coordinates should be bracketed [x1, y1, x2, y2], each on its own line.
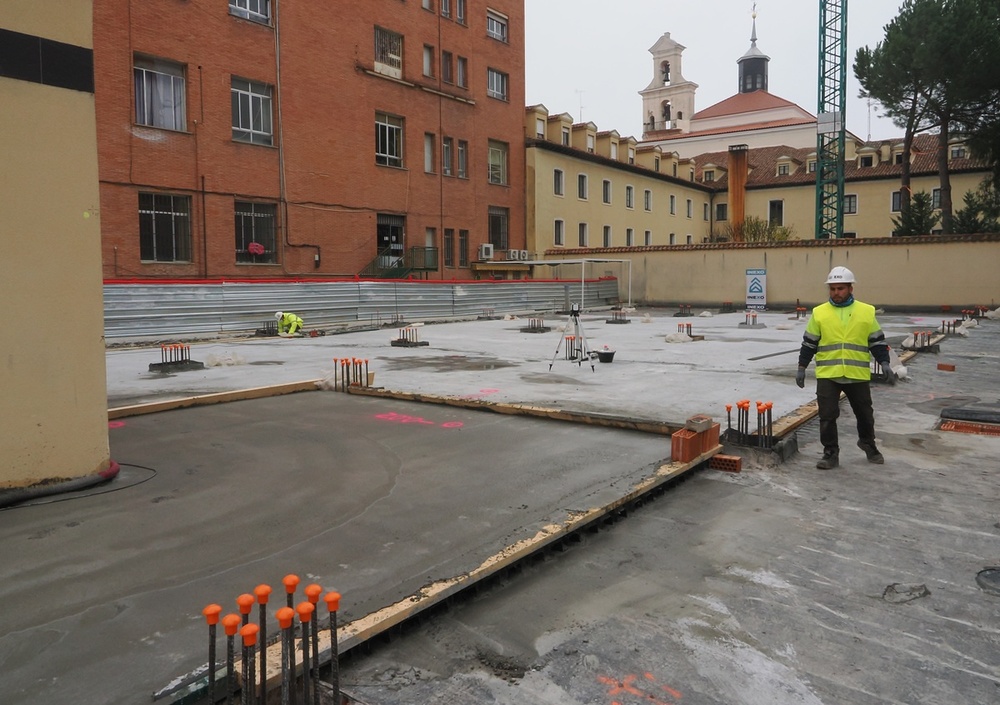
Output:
[548, 303, 596, 372]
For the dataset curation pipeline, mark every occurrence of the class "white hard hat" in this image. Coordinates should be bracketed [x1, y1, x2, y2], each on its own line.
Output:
[826, 266, 855, 284]
[275, 311, 284, 319]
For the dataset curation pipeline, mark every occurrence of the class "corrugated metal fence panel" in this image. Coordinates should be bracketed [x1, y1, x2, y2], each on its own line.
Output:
[356, 282, 455, 322]
[219, 282, 360, 332]
[104, 279, 620, 339]
[104, 285, 227, 337]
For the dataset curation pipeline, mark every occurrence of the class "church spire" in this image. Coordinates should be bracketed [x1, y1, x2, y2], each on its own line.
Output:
[738, 4, 770, 93]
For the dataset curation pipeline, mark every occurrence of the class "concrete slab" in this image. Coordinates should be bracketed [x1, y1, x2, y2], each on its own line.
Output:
[2, 307, 997, 705]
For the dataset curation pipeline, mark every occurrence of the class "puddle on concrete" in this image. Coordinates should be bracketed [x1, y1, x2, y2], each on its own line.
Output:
[975, 568, 1000, 596]
[379, 355, 516, 372]
[248, 361, 284, 366]
[908, 394, 981, 416]
[519, 371, 595, 385]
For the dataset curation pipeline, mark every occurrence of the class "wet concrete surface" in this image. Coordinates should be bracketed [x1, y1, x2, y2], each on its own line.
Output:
[0, 394, 670, 705]
[2, 309, 999, 704]
[336, 326, 1000, 705]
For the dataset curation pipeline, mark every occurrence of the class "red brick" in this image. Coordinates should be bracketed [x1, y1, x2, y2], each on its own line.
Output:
[709, 454, 742, 473]
[671, 429, 700, 463]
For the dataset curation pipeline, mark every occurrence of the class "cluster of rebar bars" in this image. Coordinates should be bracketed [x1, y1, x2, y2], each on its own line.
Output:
[160, 344, 192, 363]
[332, 357, 370, 391]
[724, 399, 774, 449]
[677, 323, 693, 336]
[201, 575, 342, 705]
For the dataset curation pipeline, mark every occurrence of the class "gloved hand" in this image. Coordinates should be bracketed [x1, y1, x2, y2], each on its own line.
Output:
[795, 367, 806, 388]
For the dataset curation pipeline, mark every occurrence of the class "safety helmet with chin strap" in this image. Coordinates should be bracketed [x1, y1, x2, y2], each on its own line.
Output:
[826, 266, 855, 284]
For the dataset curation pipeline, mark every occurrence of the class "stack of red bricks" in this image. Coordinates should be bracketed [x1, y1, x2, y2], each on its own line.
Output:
[671, 414, 721, 464]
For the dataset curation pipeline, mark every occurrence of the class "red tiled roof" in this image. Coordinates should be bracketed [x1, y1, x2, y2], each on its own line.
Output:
[691, 134, 988, 191]
[693, 90, 809, 120]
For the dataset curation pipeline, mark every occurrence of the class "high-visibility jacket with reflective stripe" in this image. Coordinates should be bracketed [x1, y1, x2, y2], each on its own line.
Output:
[805, 301, 880, 380]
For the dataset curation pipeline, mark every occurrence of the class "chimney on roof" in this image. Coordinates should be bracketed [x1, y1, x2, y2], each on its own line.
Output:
[728, 145, 749, 240]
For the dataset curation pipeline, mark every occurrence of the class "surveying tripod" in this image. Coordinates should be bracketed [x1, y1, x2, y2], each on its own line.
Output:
[548, 303, 596, 372]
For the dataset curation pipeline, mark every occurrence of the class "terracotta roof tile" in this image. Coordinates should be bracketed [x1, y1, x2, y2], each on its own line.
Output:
[693, 91, 808, 120]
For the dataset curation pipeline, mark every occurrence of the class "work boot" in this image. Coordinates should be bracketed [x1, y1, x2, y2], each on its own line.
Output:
[816, 452, 839, 470]
[857, 440, 885, 464]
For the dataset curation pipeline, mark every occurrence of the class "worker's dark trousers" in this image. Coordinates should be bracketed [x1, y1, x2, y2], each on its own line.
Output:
[816, 378, 876, 455]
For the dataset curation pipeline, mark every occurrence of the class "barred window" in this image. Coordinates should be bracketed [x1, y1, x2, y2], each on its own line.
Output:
[488, 206, 509, 250]
[374, 27, 404, 79]
[139, 193, 191, 262]
[235, 202, 277, 264]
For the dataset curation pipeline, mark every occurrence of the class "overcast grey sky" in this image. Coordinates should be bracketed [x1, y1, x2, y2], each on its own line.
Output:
[525, 0, 906, 143]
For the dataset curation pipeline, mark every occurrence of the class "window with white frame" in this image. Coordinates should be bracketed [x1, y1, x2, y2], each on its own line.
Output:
[703, 169, 715, 182]
[669, 233, 676, 245]
[669, 194, 676, 214]
[891, 191, 902, 212]
[843, 194, 858, 214]
[611, 142, 618, 160]
[625, 185, 634, 209]
[932, 188, 941, 209]
[578, 222, 588, 247]
[536, 118, 545, 138]
[602, 180, 612, 204]
[628, 147, 635, 164]
[686, 234, 693, 244]
[231, 77, 272, 145]
[644, 230, 652, 246]
[487, 9, 508, 42]
[422, 45, 435, 77]
[807, 160, 817, 173]
[487, 68, 508, 100]
[442, 137, 453, 176]
[644, 190, 652, 211]
[587, 134, 595, 153]
[457, 139, 468, 178]
[654, 157, 661, 172]
[488, 205, 509, 249]
[578, 174, 588, 199]
[777, 163, 790, 176]
[134, 56, 186, 131]
[139, 193, 191, 262]
[229, 0, 269, 23]
[860, 154, 874, 168]
[554, 219, 564, 246]
[456, 0, 466, 23]
[561, 127, 570, 146]
[488, 140, 508, 185]
[374, 27, 403, 78]
[456, 56, 468, 87]
[951, 144, 967, 159]
[441, 0, 451, 17]
[603, 225, 612, 247]
[424, 133, 436, 173]
[375, 112, 403, 167]
[703, 203, 709, 221]
[235, 201, 277, 263]
[553, 169, 564, 196]
[685, 199, 692, 218]
[626, 228, 634, 246]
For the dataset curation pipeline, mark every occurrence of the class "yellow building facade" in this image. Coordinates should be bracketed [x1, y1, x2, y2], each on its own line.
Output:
[1, 1, 112, 493]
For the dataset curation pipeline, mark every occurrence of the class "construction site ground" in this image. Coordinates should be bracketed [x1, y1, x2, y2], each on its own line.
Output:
[1, 307, 999, 705]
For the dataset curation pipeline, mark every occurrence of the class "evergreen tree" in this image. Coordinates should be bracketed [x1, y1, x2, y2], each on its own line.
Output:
[892, 191, 940, 235]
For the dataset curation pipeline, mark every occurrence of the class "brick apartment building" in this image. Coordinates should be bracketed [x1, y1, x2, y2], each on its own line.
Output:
[95, 0, 525, 281]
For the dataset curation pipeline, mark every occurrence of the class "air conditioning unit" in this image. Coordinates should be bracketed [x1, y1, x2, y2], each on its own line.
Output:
[478, 243, 494, 261]
[518, 250, 530, 260]
[506, 249, 519, 261]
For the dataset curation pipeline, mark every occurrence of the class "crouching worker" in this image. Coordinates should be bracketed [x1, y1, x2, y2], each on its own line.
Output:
[275, 311, 304, 336]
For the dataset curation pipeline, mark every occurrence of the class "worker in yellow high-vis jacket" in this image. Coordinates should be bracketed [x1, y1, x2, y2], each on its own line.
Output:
[275, 311, 304, 336]
[796, 266, 893, 469]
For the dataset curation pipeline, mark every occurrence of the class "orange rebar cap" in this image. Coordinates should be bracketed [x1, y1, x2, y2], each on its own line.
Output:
[304, 584, 322, 604]
[296, 602, 315, 622]
[240, 623, 259, 647]
[254, 584, 272, 604]
[222, 614, 242, 636]
[283, 574, 300, 594]
[202, 604, 222, 626]
[324, 592, 341, 612]
[236, 593, 255, 615]
[276, 607, 295, 629]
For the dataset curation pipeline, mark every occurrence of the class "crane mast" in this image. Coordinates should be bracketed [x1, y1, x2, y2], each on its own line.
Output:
[815, 0, 847, 239]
